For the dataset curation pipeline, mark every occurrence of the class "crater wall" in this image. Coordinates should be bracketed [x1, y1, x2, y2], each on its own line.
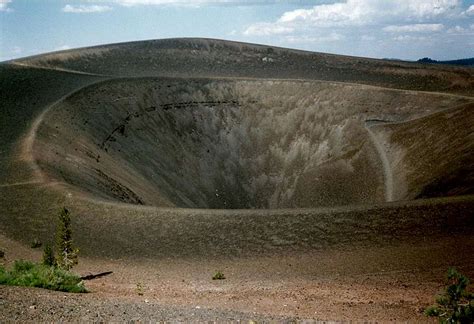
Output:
[33, 78, 472, 208]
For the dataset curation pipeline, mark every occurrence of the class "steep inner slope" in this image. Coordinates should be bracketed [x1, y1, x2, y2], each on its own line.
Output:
[370, 103, 474, 200]
[0, 64, 105, 183]
[32, 77, 471, 209]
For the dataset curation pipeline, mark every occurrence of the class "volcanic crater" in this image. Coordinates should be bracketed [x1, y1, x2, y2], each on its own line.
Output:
[33, 77, 472, 209]
[1, 38, 473, 260]
[2, 37, 474, 322]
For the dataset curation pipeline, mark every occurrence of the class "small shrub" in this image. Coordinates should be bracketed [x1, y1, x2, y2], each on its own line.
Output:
[0, 260, 86, 293]
[0, 249, 4, 258]
[425, 267, 474, 323]
[212, 271, 226, 280]
[13, 259, 35, 272]
[136, 282, 144, 296]
[42, 244, 55, 267]
[55, 208, 79, 271]
[30, 239, 42, 249]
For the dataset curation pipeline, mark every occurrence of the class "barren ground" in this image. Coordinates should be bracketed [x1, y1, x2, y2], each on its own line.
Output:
[2, 232, 473, 321]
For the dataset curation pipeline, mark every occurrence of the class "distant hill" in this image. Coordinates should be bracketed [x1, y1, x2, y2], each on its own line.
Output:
[417, 57, 474, 67]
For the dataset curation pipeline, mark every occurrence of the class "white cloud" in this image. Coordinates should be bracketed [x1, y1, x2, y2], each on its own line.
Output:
[243, 0, 463, 43]
[243, 22, 294, 36]
[62, 4, 113, 13]
[111, 0, 296, 6]
[276, 0, 461, 27]
[284, 32, 344, 43]
[447, 25, 465, 33]
[117, 0, 206, 4]
[0, 0, 12, 12]
[54, 45, 72, 51]
[393, 35, 429, 41]
[383, 23, 444, 33]
[464, 4, 474, 16]
[278, 1, 369, 26]
[446, 24, 474, 35]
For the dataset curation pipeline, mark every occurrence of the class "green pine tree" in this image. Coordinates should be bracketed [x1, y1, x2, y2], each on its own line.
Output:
[425, 268, 474, 323]
[42, 244, 55, 266]
[55, 207, 79, 270]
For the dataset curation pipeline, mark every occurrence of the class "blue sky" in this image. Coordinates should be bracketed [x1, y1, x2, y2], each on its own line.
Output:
[1, 0, 473, 62]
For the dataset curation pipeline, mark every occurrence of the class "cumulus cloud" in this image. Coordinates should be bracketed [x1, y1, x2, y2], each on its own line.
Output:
[464, 4, 474, 16]
[383, 24, 444, 33]
[113, 0, 210, 5]
[393, 35, 430, 42]
[446, 24, 474, 35]
[240, 0, 469, 54]
[284, 32, 344, 43]
[242, 0, 463, 42]
[447, 25, 465, 33]
[111, 0, 308, 6]
[62, 4, 113, 13]
[276, 0, 461, 27]
[243, 22, 294, 36]
[126, 0, 191, 4]
[0, 0, 12, 12]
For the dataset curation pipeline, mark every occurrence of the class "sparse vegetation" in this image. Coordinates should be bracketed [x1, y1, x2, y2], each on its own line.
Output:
[30, 239, 42, 249]
[425, 268, 474, 323]
[55, 207, 79, 271]
[42, 244, 55, 267]
[0, 260, 86, 293]
[136, 282, 144, 296]
[0, 208, 85, 293]
[212, 271, 225, 280]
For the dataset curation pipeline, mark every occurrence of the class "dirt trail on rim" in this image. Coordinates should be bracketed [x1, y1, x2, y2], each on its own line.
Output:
[364, 124, 393, 202]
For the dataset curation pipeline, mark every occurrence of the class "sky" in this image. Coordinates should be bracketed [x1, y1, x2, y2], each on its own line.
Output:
[1, 0, 473, 62]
